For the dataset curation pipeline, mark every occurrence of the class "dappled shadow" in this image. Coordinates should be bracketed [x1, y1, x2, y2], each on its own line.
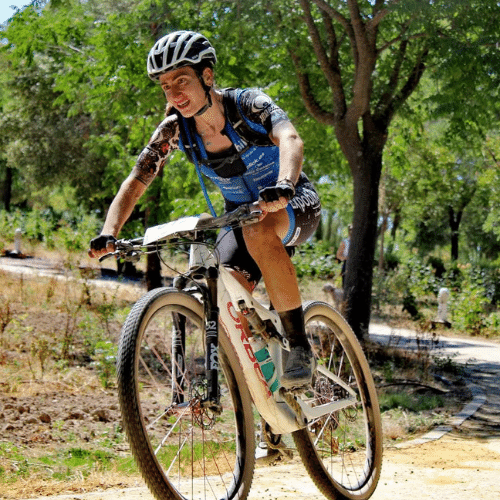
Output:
[370, 325, 500, 440]
[455, 369, 500, 439]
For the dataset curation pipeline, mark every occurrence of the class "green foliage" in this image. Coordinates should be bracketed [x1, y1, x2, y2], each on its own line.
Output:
[0, 442, 30, 481]
[373, 249, 500, 336]
[92, 340, 117, 389]
[379, 391, 444, 413]
[383, 101, 498, 263]
[293, 240, 340, 281]
[0, 208, 101, 252]
[1, 0, 500, 340]
[447, 264, 499, 336]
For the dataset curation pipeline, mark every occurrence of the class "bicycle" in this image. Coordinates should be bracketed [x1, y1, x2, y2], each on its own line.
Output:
[108, 203, 382, 500]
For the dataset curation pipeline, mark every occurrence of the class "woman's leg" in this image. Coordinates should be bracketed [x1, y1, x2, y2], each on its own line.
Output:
[242, 210, 314, 388]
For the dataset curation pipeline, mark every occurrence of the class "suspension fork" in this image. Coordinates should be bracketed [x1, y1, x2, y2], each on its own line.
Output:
[204, 266, 221, 409]
[171, 313, 186, 404]
[170, 266, 221, 411]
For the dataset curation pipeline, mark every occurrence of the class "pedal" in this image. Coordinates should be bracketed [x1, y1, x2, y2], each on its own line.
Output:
[256, 419, 293, 464]
[255, 443, 282, 465]
[281, 383, 313, 395]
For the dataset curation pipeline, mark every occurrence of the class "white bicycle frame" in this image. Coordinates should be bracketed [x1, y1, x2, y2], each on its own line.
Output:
[218, 265, 359, 435]
[144, 217, 358, 436]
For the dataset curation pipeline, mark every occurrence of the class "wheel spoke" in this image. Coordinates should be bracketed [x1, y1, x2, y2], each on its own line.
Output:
[292, 301, 382, 500]
[117, 289, 255, 500]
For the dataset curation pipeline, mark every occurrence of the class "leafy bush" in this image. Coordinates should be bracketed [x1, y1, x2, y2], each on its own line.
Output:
[447, 264, 498, 336]
[293, 241, 340, 280]
[376, 252, 499, 336]
[0, 208, 101, 253]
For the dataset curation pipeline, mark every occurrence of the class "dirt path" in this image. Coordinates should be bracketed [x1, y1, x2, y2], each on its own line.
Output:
[22, 326, 500, 500]
[2, 257, 499, 500]
[21, 434, 500, 500]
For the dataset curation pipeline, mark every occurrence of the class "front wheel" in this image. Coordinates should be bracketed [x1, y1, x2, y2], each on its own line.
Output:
[293, 301, 382, 500]
[117, 287, 255, 500]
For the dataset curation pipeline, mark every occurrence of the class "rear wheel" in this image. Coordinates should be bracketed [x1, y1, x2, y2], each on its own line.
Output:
[293, 301, 382, 500]
[117, 287, 255, 500]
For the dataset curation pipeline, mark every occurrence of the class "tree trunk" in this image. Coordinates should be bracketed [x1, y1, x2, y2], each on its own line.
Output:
[449, 207, 462, 261]
[3, 166, 13, 212]
[338, 119, 385, 341]
[343, 158, 382, 340]
[378, 214, 387, 271]
[287, 0, 426, 340]
[146, 252, 163, 290]
[144, 172, 165, 291]
[391, 207, 401, 240]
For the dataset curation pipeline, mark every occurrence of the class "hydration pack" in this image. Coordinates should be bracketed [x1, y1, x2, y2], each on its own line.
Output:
[174, 88, 274, 166]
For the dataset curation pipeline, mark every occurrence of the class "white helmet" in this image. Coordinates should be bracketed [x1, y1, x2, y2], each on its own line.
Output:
[147, 30, 217, 81]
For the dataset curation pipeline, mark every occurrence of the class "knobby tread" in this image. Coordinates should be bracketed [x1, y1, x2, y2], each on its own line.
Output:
[118, 289, 182, 499]
[293, 301, 383, 500]
[117, 287, 256, 500]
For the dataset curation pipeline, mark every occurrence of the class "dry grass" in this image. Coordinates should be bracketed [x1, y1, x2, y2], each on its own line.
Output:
[0, 469, 143, 500]
[0, 260, 471, 496]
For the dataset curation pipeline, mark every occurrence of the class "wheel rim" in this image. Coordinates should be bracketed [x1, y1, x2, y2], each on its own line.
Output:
[301, 307, 381, 497]
[121, 296, 251, 500]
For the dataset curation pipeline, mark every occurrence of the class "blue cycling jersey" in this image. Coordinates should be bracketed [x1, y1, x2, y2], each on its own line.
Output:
[132, 88, 294, 209]
[177, 92, 281, 204]
[130, 86, 322, 263]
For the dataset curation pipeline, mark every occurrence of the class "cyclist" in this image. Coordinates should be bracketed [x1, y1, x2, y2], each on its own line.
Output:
[88, 30, 321, 390]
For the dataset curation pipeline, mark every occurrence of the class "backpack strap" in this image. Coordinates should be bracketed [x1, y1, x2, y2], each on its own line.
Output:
[170, 108, 199, 165]
[222, 88, 274, 147]
[173, 111, 217, 216]
[171, 89, 274, 215]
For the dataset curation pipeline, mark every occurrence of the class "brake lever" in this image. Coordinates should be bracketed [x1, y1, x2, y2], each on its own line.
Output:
[240, 209, 262, 226]
[97, 239, 138, 263]
[98, 252, 117, 263]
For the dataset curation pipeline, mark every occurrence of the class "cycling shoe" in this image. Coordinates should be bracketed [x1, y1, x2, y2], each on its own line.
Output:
[281, 346, 316, 390]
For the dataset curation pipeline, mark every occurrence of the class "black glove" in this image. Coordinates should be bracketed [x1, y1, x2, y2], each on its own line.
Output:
[89, 234, 117, 253]
[258, 180, 295, 203]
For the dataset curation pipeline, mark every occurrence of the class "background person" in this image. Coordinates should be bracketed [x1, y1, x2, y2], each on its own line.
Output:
[336, 224, 352, 288]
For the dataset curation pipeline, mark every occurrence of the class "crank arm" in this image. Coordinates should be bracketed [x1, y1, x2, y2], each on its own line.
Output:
[316, 365, 358, 399]
[295, 394, 358, 420]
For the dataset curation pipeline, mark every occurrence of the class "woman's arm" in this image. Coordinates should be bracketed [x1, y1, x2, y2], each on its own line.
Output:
[270, 121, 304, 186]
[88, 175, 148, 258]
[88, 116, 179, 258]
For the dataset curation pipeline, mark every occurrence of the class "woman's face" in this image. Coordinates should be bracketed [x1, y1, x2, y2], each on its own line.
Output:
[159, 66, 212, 117]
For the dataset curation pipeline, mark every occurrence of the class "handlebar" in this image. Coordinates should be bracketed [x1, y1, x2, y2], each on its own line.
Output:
[98, 203, 262, 263]
[196, 203, 262, 230]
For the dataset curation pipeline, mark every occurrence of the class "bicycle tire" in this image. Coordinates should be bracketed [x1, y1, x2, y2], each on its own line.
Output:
[117, 287, 255, 500]
[292, 301, 382, 500]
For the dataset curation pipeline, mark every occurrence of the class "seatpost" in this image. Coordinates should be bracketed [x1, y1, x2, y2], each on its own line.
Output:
[204, 266, 220, 408]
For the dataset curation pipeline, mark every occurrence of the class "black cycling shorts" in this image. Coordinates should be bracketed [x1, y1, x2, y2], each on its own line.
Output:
[215, 175, 321, 289]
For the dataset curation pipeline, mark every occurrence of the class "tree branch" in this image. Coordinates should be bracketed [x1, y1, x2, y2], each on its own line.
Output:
[378, 25, 427, 55]
[300, 0, 335, 87]
[289, 50, 335, 126]
[345, 0, 377, 125]
[394, 46, 429, 109]
[300, 0, 346, 118]
[375, 38, 408, 117]
[370, 0, 402, 29]
[377, 45, 429, 126]
[348, 0, 369, 51]
[309, 0, 350, 32]
[311, 0, 358, 67]
[322, 10, 337, 63]
[47, 44, 96, 62]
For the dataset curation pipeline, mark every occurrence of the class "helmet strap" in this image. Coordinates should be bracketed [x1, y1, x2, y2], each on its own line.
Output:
[194, 84, 213, 116]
